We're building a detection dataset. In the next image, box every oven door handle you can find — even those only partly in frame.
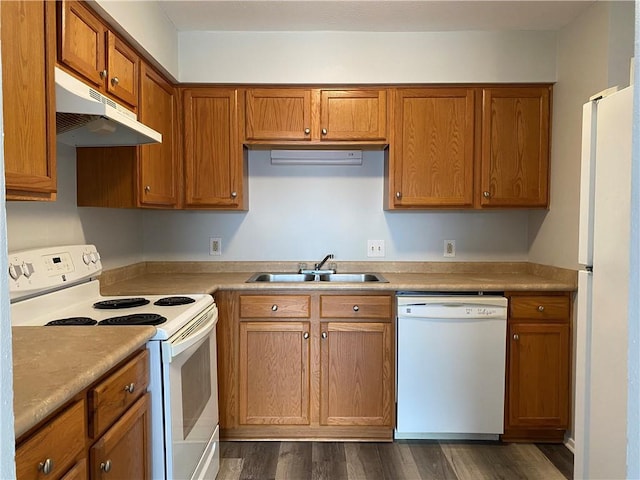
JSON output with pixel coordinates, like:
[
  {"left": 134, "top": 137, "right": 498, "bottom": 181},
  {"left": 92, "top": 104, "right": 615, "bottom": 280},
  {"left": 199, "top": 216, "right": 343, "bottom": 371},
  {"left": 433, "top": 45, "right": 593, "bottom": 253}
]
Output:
[{"left": 167, "top": 307, "right": 218, "bottom": 361}]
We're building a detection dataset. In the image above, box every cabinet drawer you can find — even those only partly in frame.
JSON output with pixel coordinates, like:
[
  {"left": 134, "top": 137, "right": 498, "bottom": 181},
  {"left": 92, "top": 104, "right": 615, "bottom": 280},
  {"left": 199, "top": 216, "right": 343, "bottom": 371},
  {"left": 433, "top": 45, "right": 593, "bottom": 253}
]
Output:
[
  {"left": 88, "top": 349, "right": 149, "bottom": 438},
  {"left": 320, "top": 295, "right": 392, "bottom": 319},
  {"left": 510, "top": 296, "right": 570, "bottom": 320},
  {"left": 240, "top": 295, "right": 311, "bottom": 318},
  {"left": 16, "top": 399, "right": 85, "bottom": 480}
]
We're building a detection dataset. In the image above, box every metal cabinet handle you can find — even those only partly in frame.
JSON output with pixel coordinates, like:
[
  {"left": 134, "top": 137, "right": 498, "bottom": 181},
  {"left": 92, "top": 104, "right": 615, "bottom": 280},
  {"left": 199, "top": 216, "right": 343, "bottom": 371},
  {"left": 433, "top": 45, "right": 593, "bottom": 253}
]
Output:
[
  {"left": 231, "top": 191, "right": 238, "bottom": 199},
  {"left": 100, "top": 460, "right": 112, "bottom": 472},
  {"left": 124, "top": 383, "right": 135, "bottom": 393},
  {"left": 99, "top": 70, "right": 108, "bottom": 79},
  {"left": 395, "top": 192, "right": 402, "bottom": 199},
  {"left": 353, "top": 305, "right": 359, "bottom": 312},
  {"left": 303, "top": 332, "right": 309, "bottom": 339},
  {"left": 321, "top": 332, "right": 328, "bottom": 339},
  {"left": 111, "top": 76, "right": 119, "bottom": 87},
  {"left": 304, "top": 128, "right": 311, "bottom": 134},
  {"left": 38, "top": 458, "right": 53, "bottom": 475},
  {"left": 483, "top": 191, "right": 491, "bottom": 199},
  {"left": 321, "top": 128, "right": 328, "bottom": 135},
  {"left": 537, "top": 305, "right": 545, "bottom": 312},
  {"left": 271, "top": 305, "right": 278, "bottom": 311},
  {"left": 144, "top": 185, "right": 151, "bottom": 193},
  {"left": 513, "top": 334, "right": 519, "bottom": 341}
]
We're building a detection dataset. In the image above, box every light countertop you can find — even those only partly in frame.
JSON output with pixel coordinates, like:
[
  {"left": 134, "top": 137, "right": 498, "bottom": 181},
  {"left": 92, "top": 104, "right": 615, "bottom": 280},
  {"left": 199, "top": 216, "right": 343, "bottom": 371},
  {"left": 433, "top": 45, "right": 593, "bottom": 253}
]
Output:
[{"left": 12, "top": 326, "right": 156, "bottom": 440}]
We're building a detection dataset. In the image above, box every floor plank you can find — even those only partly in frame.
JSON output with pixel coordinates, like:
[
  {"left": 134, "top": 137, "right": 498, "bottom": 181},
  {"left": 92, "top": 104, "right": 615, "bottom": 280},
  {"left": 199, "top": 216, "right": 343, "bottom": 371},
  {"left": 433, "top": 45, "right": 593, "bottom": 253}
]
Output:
[
  {"left": 536, "top": 444, "right": 573, "bottom": 480},
  {"left": 218, "top": 458, "right": 244, "bottom": 480},
  {"left": 238, "top": 442, "right": 280, "bottom": 480},
  {"left": 406, "top": 440, "right": 458, "bottom": 480},
  {"left": 377, "top": 442, "right": 423, "bottom": 479},
  {"left": 275, "top": 442, "right": 313, "bottom": 480},
  {"left": 312, "top": 442, "right": 349, "bottom": 480},
  {"left": 344, "top": 443, "right": 385, "bottom": 480}
]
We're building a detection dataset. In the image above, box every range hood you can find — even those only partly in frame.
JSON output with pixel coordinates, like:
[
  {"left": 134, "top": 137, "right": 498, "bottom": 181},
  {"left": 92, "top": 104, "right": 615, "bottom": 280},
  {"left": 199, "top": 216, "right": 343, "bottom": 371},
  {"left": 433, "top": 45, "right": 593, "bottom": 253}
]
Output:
[{"left": 55, "top": 67, "right": 162, "bottom": 147}]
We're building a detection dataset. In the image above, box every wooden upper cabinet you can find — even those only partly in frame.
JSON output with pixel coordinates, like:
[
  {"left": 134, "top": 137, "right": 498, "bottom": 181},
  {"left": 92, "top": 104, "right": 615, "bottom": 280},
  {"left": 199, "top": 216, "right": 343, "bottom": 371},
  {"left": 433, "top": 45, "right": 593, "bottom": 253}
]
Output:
[
  {"left": 390, "top": 88, "right": 475, "bottom": 208},
  {"left": 2, "top": 0, "right": 57, "bottom": 201},
  {"left": 242, "top": 87, "right": 388, "bottom": 144},
  {"left": 183, "top": 88, "right": 246, "bottom": 209},
  {"left": 245, "top": 88, "right": 312, "bottom": 141},
  {"left": 57, "top": 0, "right": 139, "bottom": 109},
  {"left": 138, "top": 64, "right": 178, "bottom": 207},
  {"left": 480, "top": 86, "right": 551, "bottom": 207}
]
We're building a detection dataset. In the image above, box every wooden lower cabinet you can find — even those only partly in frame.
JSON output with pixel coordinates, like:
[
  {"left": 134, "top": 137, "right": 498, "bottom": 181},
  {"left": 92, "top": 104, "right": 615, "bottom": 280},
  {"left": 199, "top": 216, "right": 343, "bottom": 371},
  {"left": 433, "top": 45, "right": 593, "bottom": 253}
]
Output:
[
  {"left": 503, "top": 292, "right": 571, "bottom": 442},
  {"left": 219, "top": 290, "right": 394, "bottom": 441}
]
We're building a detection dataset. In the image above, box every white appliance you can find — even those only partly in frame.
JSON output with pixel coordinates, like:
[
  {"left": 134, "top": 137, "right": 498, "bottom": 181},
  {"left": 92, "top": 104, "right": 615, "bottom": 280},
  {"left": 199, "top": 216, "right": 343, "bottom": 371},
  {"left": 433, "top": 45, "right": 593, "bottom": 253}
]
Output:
[
  {"left": 395, "top": 294, "right": 508, "bottom": 439},
  {"left": 55, "top": 67, "right": 162, "bottom": 147},
  {"left": 9, "top": 245, "right": 220, "bottom": 480},
  {"left": 575, "top": 86, "right": 633, "bottom": 479}
]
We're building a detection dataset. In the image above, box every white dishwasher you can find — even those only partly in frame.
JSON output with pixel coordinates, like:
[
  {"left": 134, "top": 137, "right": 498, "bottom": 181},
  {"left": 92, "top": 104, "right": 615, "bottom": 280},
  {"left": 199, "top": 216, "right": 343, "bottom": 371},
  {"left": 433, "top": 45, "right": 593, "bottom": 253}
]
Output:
[{"left": 395, "top": 294, "right": 507, "bottom": 440}]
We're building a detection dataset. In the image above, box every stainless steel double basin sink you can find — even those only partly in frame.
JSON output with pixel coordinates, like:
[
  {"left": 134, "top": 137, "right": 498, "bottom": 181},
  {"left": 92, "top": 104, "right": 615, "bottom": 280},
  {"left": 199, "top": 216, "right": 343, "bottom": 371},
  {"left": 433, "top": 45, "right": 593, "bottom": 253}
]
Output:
[{"left": 246, "top": 272, "right": 388, "bottom": 283}]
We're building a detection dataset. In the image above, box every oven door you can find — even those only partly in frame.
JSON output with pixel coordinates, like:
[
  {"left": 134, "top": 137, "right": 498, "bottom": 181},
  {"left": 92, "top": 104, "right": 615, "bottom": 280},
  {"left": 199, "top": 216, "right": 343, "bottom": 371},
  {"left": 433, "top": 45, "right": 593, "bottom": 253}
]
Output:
[{"left": 162, "top": 304, "right": 219, "bottom": 480}]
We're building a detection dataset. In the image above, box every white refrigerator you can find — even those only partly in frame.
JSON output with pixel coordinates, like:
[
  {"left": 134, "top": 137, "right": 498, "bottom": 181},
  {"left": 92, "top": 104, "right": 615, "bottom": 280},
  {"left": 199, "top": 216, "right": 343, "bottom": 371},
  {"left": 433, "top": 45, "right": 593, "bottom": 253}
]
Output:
[{"left": 575, "top": 85, "right": 633, "bottom": 479}]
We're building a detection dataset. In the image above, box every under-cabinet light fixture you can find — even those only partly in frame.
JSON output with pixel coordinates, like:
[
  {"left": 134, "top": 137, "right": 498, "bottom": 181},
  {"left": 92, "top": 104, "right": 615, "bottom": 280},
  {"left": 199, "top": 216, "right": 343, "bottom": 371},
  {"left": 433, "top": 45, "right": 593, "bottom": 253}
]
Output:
[{"left": 270, "top": 150, "right": 363, "bottom": 165}]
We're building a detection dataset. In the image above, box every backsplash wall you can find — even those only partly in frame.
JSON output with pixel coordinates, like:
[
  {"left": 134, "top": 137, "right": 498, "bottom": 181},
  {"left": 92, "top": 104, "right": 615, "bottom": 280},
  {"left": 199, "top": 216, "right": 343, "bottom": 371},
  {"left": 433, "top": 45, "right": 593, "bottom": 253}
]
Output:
[{"left": 142, "top": 150, "right": 530, "bottom": 262}]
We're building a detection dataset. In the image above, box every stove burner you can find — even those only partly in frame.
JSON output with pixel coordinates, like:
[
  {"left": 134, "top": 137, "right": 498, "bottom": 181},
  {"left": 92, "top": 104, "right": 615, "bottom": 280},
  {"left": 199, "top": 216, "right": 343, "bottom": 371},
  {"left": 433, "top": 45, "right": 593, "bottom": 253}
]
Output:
[
  {"left": 45, "top": 317, "right": 98, "bottom": 326},
  {"left": 153, "top": 296, "right": 196, "bottom": 307},
  {"left": 93, "top": 298, "right": 150, "bottom": 309},
  {"left": 99, "top": 313, "right": 167, "bottom": 326}
]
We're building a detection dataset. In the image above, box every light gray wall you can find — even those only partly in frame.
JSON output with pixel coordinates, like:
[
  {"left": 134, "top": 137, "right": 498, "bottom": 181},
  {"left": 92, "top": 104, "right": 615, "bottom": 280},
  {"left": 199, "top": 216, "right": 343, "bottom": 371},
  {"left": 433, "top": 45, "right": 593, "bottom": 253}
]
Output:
[
  {"left": 143, "top": 151, "right": 530, "bottom": 262},
  {"left": 5, "top": 145, "right": 144, "bottom": 270}
]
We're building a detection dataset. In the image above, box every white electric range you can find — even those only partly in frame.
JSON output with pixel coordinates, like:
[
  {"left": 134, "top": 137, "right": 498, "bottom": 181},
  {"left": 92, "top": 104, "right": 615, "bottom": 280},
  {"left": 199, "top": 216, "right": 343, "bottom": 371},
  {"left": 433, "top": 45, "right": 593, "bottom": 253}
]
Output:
[{"left": 9, "top": 245, "right": 220, "bottom": 480}]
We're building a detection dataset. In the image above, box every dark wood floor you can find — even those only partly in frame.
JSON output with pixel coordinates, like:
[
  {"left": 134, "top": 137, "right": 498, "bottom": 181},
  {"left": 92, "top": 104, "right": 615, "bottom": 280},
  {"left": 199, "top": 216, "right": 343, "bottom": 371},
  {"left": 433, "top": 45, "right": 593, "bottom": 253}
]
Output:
[{"left": 218, "top": 440, "right": 573, "bottom": 480}]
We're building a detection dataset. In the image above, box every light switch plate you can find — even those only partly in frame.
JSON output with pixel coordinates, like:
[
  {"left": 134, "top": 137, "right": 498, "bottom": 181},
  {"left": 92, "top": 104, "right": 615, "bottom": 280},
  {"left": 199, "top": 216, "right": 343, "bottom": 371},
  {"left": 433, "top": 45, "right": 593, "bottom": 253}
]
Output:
[{"left": 367, "top": 240, "right": 385, "bottom": 257}]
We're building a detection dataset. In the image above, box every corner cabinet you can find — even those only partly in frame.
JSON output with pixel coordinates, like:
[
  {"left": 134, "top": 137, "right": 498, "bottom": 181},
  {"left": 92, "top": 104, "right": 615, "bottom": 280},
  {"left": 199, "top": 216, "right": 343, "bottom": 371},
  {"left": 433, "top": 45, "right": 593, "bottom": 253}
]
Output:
[
  {"left": 480, "top": 87, "right": 551, "bottom": 207},
  {"left": 242, "top": 88, "right": 388, "bottom": 145},
  {"left": 76, "top": 62, "right": 179, "bottom": 209},
  {"left": 1, "top": 0, "right": 57, "bottom": 201},
  {"left": 503, "top": 292, "right": 571, "bottom": 442},
  {"left": 182, "top": 88, "right": 247, "bottom": 209},
  {"left": 217, "top": 290, "right": 394, "bottom": 441}
]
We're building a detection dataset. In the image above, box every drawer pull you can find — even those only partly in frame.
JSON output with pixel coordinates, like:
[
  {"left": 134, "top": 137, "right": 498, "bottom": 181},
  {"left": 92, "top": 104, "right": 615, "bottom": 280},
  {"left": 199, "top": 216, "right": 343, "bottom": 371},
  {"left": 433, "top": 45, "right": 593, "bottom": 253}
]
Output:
[
  {"left": 38, "top": 458, "right": 53, "bottom": 475},
  {"left": 537, "top": 305, "right": 545, "bottom": 312},
  {"left": 124, "top": 383, "right": 135, "bottom": 393},
  {"left": 321, "top": 331, "right": 328, "bottom": 339},
  {"left": 321, "top": 128, "right": 328, "bottom": 135},
  {"left": 271, "top": 304, "right": 278, "bottom": 312},
  {"left": 304, "top": 128, "right": 310, "bottom": 134},
  {"left": 303, "top": 332, "right": 309, "bottom": 339},
  {"left": 353, "top": 305, "right": 359, "bottom": 312},
  {"left": 513, "top": 334, "right": 519, "bottom": 341},
  {"left": 100, "top": 460, "right": 112, "bottom": 472}
]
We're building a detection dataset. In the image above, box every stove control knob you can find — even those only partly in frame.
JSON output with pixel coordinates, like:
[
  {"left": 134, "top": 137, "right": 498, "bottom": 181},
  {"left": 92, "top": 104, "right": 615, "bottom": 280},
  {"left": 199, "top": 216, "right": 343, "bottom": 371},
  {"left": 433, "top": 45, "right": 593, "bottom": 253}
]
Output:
[
  {"left": 8, "top": 264, "right": 22, "bottom": 280},
  {"left": 82, "top": 253, "right": 91, "bottom": 265},
  {"left": 21, "top": 263, "right": 34, "bottom": 278},
  {"left": 90, "top": 252, "right": 98, "bottom": 264}
]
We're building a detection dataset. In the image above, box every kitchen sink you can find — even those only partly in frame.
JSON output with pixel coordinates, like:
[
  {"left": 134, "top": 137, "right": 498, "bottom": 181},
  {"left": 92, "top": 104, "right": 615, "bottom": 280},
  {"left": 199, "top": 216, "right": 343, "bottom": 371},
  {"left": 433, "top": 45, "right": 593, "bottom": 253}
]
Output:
[{"left": 246, "top": 272, "right": 388, "bottom": 283}]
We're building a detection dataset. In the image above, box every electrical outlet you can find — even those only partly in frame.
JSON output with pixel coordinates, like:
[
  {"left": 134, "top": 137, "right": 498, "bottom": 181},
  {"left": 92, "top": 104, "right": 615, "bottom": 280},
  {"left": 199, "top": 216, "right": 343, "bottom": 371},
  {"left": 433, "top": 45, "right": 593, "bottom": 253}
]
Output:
[
  {"left": 209, "top": 237, "right": 222, "bottom": 256},
  {"left": 367, "top": 240, "right": 385, "bottom": 257},
  {"left": 444, "top": 240, "right": 456, "bottom": 257}
]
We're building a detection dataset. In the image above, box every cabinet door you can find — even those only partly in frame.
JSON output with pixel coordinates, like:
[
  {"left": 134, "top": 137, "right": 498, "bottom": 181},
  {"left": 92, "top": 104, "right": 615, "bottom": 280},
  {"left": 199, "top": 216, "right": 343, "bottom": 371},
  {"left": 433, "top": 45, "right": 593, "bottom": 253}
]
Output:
[
  {"left": 106, "top": 31, "right": 138, "bottom": 108},
  {"left": 480, "top": 87, "right": 550, "bottom": 207},
  {"left": 320, "top": 89, "right": 387, "bottom": 141},
  {"left": 183, "top": 88, "right": 244, "bottom": 208},
  {"left": 139, "top": 64, "right": 178, "bottom": 207},
  {"left": 90, "top": 393, "right": 151, "bottom": 480},
  {"left": 392, "top": 88, "right": 475, "bottom": 207},
  {"left": 239, "top": 321, "right": 311, "bottom": 425},
  {"left": 60, "top": 460, "right": 88, "bottom": 480},
  {"left": 57, "top": 0, "right": 106, "bottom": 87},
  {"left": 320, "top": 322, "right": 392, "bottom": 426},
  {"left": 507, "top": 322, "right": 570, "bottom": 428},
  {"left": 245, "top": 88, "right": 312, "bottom": 141},
  {"left": 2, "top": 0, "right": 57, "bottom": 200}
]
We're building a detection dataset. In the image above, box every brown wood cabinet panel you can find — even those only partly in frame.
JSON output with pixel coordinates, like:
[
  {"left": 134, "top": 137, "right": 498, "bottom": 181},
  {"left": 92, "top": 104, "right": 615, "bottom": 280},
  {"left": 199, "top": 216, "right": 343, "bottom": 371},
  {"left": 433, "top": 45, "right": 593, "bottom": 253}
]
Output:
[
  {"left": 57, "top": 0, "right": 105, "bottom": 87},
  {"left": 320, "top": 322, "right": 392, "bottom": 426},
  {"left": 510, "top": 295, "right": 570, "bottom": 320},
  {"left": 60, "top": 460, "right": 88, "bottom": 480},
  {"left": 320, "top": 295, "right": 392, "bottom": 319},
  {"left": 88, "top": 350, "right": 149, "bottom": 439},
  {"left": 390, "top": 88, "right": 475, "bottom": 208},
  {"left": 319, "top": 89, "right": 387, "bottom": 141},
  {"left": 245, "top": 88, "right": 312, "bottom": 141},
  {"left": 138, "top": 64, "right": 179, "bottom": 207},
  {"left": 15, "top": 399, "right": 86, "bottom": 480},
  {"left": 106, "top": 31, "right": 139, "bottom": 108},
  {"left": 2, "top": 0, "right": 57, "bottom": 200},
  {"left": 90, "top": 393, "right": 151, "bottom": 480},
  {"left": 240, "top": 295, "right": 311, "bottom": 318},
  {"left": 239, "top": 321, "right": 311, "bottom": 425},
  {"left": 480, "top": 87, "right": 551, "bottom": 207},
  {"left": 506, "top": 322, "right": 570, "bottom": 429},
  {"left": 183, "top": 88, "right": 245, "bottom": 208}
]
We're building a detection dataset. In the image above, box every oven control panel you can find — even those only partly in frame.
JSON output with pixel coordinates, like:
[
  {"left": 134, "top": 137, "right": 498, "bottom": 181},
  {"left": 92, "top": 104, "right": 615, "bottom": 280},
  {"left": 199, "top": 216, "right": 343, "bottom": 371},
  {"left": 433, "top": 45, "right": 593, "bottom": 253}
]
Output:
[{"left": 9, "top": 244, "right": 102, "bottom": 300}]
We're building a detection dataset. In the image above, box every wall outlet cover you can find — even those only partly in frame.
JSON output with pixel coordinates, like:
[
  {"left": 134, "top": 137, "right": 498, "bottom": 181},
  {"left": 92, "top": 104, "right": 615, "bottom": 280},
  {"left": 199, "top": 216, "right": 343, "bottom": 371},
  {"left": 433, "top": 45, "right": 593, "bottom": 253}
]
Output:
[
  {"left": 210, "top": 237, "right": 222, "bottom": 256},
  {"left": 444, "top": 240, "right": 456, "bottom": 257}
]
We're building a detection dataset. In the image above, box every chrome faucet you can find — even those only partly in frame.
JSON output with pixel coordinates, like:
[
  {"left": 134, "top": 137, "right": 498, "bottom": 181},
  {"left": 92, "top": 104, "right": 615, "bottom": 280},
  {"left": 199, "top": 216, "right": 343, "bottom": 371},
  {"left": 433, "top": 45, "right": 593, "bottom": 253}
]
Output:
[
  {"left": 315, "top": 253, "right": 334, "bottom": 270},
  {"left": 299, "top": 253, "right": 336, "bottom": 275}
]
